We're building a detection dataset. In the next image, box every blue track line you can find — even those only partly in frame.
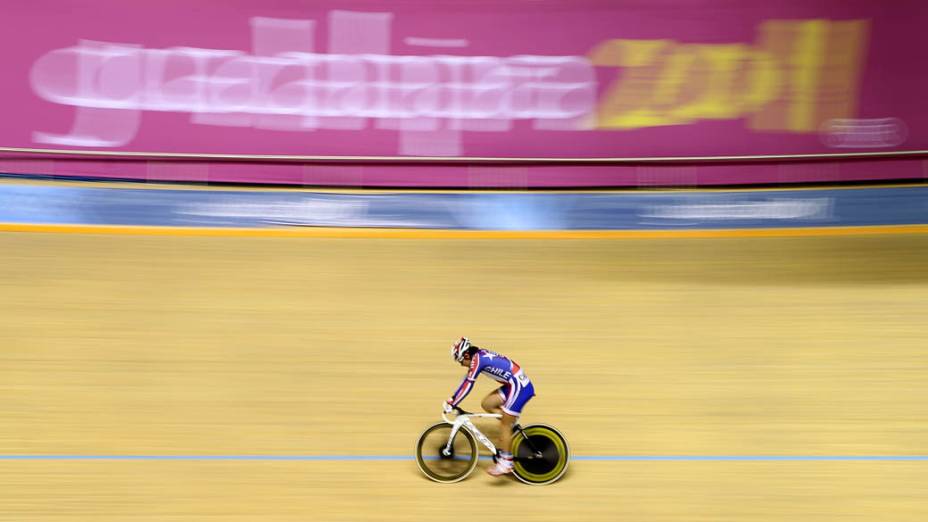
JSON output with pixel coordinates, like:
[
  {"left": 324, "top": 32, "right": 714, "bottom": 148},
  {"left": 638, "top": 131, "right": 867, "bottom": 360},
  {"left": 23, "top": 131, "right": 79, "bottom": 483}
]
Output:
[{"left": 1, "top": 455, "right": 927, "bottom": 461}]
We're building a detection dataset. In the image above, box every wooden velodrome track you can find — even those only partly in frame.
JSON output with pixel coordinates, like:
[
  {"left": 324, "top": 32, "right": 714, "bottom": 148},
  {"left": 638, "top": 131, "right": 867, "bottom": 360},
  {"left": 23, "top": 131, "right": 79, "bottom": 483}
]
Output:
[{"left": 2, "top": 229, "right": 927, "bottom": 521}]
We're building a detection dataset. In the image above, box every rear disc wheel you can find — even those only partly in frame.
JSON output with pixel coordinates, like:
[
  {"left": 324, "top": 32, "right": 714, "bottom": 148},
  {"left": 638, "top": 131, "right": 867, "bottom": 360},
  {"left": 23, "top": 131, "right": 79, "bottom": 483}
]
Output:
[{"left": 511, "top": 424, "right": 570, "bottom": 485}]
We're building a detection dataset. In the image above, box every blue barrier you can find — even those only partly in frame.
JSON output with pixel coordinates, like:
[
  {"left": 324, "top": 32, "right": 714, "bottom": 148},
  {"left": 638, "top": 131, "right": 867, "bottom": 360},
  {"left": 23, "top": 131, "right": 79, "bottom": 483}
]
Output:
[{"left": 0, "top": 183, "right": 925, "bottom": 230}]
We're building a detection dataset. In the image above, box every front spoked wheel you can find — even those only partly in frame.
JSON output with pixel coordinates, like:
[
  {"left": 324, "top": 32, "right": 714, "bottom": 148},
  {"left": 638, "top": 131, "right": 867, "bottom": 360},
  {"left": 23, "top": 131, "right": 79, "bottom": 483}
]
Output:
[
  {"left": 511, "top": 424, "right": 570, "bottom": 485},
  {"left": 415, "top": 423, "right": 478, "bottom": 483}
]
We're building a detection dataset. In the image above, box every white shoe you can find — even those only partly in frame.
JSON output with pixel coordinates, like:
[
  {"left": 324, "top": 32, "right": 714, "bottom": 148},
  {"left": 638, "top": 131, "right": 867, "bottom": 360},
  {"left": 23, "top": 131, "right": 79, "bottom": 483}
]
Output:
[{"left": 487, "top": 459, "right": 513, "bottom": 476}]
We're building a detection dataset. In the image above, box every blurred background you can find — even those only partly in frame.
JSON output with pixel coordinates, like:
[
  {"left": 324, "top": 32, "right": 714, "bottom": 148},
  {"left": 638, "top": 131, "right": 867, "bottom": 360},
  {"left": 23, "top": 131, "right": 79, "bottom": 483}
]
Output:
[{"left": 1, "top": 1, "right": 927, "bottom": 520}]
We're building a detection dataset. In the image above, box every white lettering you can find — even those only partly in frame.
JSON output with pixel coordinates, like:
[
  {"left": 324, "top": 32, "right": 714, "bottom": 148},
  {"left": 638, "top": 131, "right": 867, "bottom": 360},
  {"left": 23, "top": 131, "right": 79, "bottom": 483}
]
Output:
[
  {"left": 642, "top": 198, "right": 833, "bottom": 220},
  {"left": 29, "top": 14, "right": 597, "bottom": 154}
]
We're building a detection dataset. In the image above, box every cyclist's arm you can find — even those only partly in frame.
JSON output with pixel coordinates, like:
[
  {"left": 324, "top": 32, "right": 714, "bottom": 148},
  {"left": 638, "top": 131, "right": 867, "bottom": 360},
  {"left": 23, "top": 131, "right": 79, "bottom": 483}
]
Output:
[{"left": 447, "top": 355, "right": 481, "bottom": 407}]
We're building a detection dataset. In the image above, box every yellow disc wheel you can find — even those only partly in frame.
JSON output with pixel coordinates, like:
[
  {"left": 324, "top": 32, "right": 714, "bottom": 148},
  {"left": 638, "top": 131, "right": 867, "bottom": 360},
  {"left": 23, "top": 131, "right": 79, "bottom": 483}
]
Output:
[{"left": 511, "top": 424, "right": 570, "bottom": 485}]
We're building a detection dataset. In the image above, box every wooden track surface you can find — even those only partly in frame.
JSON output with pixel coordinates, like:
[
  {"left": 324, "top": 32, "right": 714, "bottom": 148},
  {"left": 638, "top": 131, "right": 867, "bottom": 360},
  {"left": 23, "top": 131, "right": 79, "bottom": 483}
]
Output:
[{"left": 2, "top": 232, "right": 927, "bottom": 521}]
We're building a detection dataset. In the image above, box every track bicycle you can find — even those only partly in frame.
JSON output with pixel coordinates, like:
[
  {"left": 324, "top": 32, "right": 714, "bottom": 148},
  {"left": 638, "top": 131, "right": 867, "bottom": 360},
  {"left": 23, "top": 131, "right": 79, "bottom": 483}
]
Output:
[{"left": 415, "top": 405, "right": 569, "bottom": 485}]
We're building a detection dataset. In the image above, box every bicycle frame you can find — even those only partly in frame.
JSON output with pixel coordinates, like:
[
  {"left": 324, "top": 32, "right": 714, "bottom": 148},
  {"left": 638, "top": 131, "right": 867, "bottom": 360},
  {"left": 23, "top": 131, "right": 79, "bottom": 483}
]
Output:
[
  {"left": 441, "top": 410, "right": 499, "bottom": 457},
  {"left": 440, "top": 409, "right": 546, "bottom": 461}
]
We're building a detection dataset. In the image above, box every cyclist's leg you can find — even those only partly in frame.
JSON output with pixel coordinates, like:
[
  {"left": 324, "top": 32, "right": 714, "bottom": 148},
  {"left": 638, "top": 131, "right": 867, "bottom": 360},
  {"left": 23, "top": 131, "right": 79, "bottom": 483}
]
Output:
[
  {"left": 488, "top": 382, "right": 534, "bottom": 476},
  {"left": 481, "top": 385, "right": 507, "bottom": 414},
  {"left": 498, "top": 412, "right": 516, "bottom": 458},
  {"left": 498, "top": 381, "right": 535, "bottom": 453}
]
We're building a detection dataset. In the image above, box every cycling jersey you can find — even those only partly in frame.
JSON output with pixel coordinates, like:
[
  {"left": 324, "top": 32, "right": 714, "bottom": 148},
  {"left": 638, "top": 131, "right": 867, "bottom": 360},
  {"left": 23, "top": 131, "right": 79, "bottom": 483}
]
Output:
[{"left": 448, "top": 349, "right": 535, "bottom": 416}]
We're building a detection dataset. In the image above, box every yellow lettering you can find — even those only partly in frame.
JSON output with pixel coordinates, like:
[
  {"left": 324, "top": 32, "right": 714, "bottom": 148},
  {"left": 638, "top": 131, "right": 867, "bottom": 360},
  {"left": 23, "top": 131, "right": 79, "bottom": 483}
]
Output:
[
  {"left": 592, "top": 19, "right": 868, "bottom": 133},
  {"left": 667, "top": 44, "right": 747, "bottom": 121},
  {"left": 750, "top": 19, "right": 867, "bottom": 132},
  {"left": 589, "top": 39, "right": 679, "bottom": 129},
  {"left": 740, "top": 48, "right": 782, "bottom": 113},
  {"left": 593, "top": 41, "right": 774, "bottom": 129},
  {"left": 789, "top": 20, "right": 827, "bottom": 131},
  {"left": 816, "top": 20, "right": 868, "bottom": 126}
]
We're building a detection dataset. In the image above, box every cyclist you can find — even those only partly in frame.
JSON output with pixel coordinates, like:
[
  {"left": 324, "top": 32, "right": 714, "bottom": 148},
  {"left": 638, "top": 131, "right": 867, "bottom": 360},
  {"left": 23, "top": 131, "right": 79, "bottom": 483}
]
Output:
[{"left": 444, "top": 337, "right": 535, "bottom": 477}]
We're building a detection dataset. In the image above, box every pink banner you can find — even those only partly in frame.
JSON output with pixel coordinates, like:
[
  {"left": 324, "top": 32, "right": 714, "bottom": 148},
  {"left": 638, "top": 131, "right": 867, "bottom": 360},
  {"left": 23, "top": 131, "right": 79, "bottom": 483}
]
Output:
[{"left": 1, "top": 0, "right": 926, "bottom": 186}]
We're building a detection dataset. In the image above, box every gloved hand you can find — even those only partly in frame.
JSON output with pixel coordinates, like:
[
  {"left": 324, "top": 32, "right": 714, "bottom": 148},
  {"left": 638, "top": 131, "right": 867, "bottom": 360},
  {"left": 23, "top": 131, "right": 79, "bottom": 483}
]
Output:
[{"left": 443, "top": 401, "right": 454, "bottom": 414}]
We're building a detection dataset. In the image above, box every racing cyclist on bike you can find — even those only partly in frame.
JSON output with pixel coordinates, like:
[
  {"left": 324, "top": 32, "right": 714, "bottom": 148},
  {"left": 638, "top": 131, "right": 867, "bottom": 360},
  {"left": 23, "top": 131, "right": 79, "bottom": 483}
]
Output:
[{"left": 445, "top": 337, "right": 535, "bottom": 477}]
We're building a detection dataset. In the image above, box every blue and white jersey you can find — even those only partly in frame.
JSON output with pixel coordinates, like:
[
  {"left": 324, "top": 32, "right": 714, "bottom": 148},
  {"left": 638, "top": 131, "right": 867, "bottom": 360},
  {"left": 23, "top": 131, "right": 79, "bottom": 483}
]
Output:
[{"left": 448, "top": 349, "right": 531, "bottom": 407}]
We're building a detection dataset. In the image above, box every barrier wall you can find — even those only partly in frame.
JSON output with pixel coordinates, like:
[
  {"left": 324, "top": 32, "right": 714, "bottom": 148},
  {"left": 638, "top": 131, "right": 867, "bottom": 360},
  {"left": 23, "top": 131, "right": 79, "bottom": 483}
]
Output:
[
  {"left": 1, "top": 182, "right": 925, "bottom": 231},
  {"left": 1, "top": 1, "right": 926, "bottom": 186}
]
